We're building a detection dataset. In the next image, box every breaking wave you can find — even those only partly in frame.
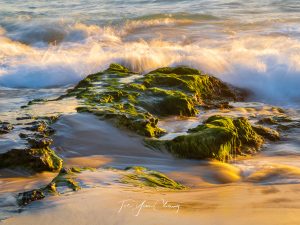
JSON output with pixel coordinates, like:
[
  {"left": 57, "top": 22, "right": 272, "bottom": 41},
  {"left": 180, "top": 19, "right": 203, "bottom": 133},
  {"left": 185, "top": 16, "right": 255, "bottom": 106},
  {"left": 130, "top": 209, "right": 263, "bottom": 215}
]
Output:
[{"left": 0, "top": 17, "right": 299, "bottom": 105}]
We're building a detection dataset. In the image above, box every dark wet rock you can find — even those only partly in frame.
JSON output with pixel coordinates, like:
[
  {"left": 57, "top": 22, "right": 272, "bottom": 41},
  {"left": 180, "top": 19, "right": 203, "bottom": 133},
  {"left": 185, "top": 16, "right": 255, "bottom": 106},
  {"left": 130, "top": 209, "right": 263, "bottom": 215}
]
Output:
[
  {"left": 258, "top": 116, "right": 293, "bottom": 126},
  {"left": 17, "top": 190, "right": 45, "bottom": 206},
  {"left": 0, "top": 147, "right": 62, "bottom": 172},
  {"left": 257, "top": 117, "right": 278, "bottom": 125},
  {"left": 16, "top": 167, "right": 86, "bottom": 206},
  {"left": 16, "top": 115, "right": 33, "bottom": 121},
  {"left": 19, "top": 133, "right": 29, "bottom": 139},
  {"left": 37, "top": 115, "right": 60, "bottom": 124},
  {"left": 27, "top": 98, "right": 47, "bottom": 106},
  {"left": 27, "top": 137, "right": 53, "bottom": 148},
  {"left": 253, "top": 125, "right": 280, "bottom": 141},
  {"left": 24, "top": 121, "right": 55, "bottom": 136},
  {"left": 164, "top": 116, "right": 264, "bottom": 161},
  {"left": 0, "top": 122, "right": 14, "bottom": 134}
]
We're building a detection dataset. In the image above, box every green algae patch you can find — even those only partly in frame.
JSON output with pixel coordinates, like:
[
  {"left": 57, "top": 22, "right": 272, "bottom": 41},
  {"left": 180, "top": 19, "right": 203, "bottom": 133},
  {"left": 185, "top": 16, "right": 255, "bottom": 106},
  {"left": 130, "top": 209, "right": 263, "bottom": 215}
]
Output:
[
  {"left": 122, "top": 166, "right": 186, "bottom": 190},
  {"left": 61, "top": 63, "right": 244, "bottom": 137},
  {"left": 17, "top": 167, "right": 92, "bottom": 206},
  {"left": 0, "top": 115, "right": 63, "bottom": 173},
  {"left": 165, "top": 116, "right": 264, "bottom": 161},
  {"left": 45, "top": 167, "right": 81, "bottom": 193},
  {"left": 0, "top": 147, "right": 62, "bottom": 172},
  {"left": 17, "top": 190, "right": 45, "bottom": 206}
]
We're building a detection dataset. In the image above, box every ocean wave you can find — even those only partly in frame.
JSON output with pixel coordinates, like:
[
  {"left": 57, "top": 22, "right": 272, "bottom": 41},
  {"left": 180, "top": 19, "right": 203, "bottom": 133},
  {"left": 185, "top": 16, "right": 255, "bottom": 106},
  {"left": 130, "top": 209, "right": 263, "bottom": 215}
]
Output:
[{"left": 0, "top": 22, "right": 300, "bottom": 105}]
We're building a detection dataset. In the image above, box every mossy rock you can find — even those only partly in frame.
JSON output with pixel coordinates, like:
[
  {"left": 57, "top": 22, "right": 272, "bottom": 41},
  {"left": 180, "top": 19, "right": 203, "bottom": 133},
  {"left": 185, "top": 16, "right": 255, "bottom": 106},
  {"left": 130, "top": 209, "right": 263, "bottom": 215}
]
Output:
[
  {"left": 16, "top": 167, "right": 87, "bottom": 206},
  {"left": 165, "top": 116, "right": 264, "bottom": 161},
  {"left": 0, "top": 121, "right": 14, "bottom": 134},
  {"left": 45, "top": 167, "right": 81, "bottom": 193},
  {"left": 122, "top": 166, "right": 186, "bottom": 190},
  {"left": 25, "top": 121, "right": 55, "bottom": 136},
  {"left": 61, "top": 64, "right": 245, "bottom": 137},
  {"left": 257, "top": 117, "right": 278, "bottom": 125},
  {"left": 0, "top": 147, "right": 63, "bottom": 172},
  {"left": 142, "top": 68, "right": 240, "bottom": 104},
  {"left": 253, "top": 125, "right": 280, "bottom": 141},
  {"left": 17, "top": 190, "right": 45, "bottom": 206}
]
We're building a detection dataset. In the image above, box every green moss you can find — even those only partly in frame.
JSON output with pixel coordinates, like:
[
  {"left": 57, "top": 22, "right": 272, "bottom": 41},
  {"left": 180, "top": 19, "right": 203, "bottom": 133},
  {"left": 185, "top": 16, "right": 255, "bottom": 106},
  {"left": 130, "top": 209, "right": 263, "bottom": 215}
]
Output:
[
  {"left": 16, "top": 167, "right": 92, "bottom": 206},
  {"left": 59, "top": 64, "right": 244, "bottom": 137},
  {"left": 106, "top": 63, "right": 130, "bottom": 73},
  {"left": 126, "top": 83, "right": 146, "bottom": 91},
  {"left": 116, "top": 113, "right": 166, "bottom": 137},
  {"left": 0, "top": 147, "right": 63, "bottom": 172},
  {"left": 46, "top": 168, "right": 81, "bottom": 192},
  {"left": 142, "top": 68, "right": 239, "bottom": 104},
  {"left": 150, "top": 66, "right": 201, "bottom": 75},
  {"left": 138, "top": 88, "right": 198, "bottom": 116},
  {"left": 165, "top": 116, "right": 264, "bottom": 161},
  {"left": 17, "top": 190, "right": 45, "bottom": 206},
  {"left": 122, "top": 166, "right": 186, "bottom": 190}
]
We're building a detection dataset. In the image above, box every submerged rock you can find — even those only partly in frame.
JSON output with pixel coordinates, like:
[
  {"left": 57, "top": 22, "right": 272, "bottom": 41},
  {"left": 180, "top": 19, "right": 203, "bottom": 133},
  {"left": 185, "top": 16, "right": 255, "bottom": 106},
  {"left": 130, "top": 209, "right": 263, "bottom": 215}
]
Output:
[
  {"left": 16, "top": 167, "right": 90, "bottom": 206},
  {"left": 122, "top": 166, "right": 186, "bottom": 190},
  {"left": 257, "top": 117, "right": 278, "bottom": 125},
  {"left": 45, "top": 167, "right": 81, "bottom": 193},
  {"left": 165, "top": 116, "right": 264, "bottom": 161},
  {"left": 17, "top": 190, "right": 45, "bottom": 206},
  {"left": 253, "top": 125, "right": 280, "bottom": 141},
  {"left": 0, "top": 121, "right": 14, "bottom": 134},
  {"left": 62, "top": 63, "right": 245, "bottom": 137}
]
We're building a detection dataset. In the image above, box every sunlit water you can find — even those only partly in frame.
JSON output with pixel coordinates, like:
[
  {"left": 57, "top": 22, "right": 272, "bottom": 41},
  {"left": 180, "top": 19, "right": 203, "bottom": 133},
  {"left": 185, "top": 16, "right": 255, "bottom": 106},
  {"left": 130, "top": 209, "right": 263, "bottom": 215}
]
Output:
[{"left": 0, "top": 0, "right": 300, "bottom": 104}]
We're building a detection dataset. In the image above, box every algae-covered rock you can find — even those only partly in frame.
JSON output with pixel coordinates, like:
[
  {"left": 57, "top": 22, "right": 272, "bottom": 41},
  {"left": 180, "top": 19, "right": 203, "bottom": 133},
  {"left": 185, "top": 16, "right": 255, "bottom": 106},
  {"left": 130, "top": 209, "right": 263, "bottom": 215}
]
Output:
[
  {"left": 16, "top": 167, "right": 86, "bottom": 206},
  {"left": 17, "top": 190, "right": 45, "bottom": 206},
  {"left": 142, "top": 67, "right": 241, "bottom": 105},
  {"left": 0, "top": 121, "right": 14, "bottom": 134},
  {"left": 45, "top": 167, "right": 81, "bottom": 192},
  {"left": 0, "top": 114, "right": 63, "bottom": 173},
  {"left": 25, "top": 121, "right": 55, "bottom": 136},
  {"left": 62, "top": 63, "right": 244, "bottom": 137},
  {"left": 27, "top": 137, "right": 53, "bottom": 148},
  {"left": 122, "top": 166, "right": 186, "bottom": 190},
  {"left": 0, "top": 147, "right": 62, "bottom": 172},
  {"left": 165, "top": 116, "right": 264, "bottom": 161},
  {"left": 253, "top": 125, "right": 280, "bottom": 141},
  {"left": 257, "top": 117, "right": 278, "bottom": 125}
]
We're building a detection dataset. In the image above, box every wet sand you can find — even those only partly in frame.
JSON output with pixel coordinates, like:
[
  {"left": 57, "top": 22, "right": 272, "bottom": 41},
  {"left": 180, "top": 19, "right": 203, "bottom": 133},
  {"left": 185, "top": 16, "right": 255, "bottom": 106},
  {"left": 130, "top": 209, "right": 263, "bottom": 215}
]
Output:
[
  {"left": 2, "top": 111, "right": 300, "bottom": 225},
  {"left": 4, "top": 184, "right": 300, "bottom": 225}
]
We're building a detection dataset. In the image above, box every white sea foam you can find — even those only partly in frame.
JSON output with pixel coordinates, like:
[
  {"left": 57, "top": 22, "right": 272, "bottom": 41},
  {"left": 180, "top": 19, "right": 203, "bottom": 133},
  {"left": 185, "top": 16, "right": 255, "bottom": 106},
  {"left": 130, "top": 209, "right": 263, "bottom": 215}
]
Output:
[{"left": 0, "top": 21, "right": 299, "bottom": 105}]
